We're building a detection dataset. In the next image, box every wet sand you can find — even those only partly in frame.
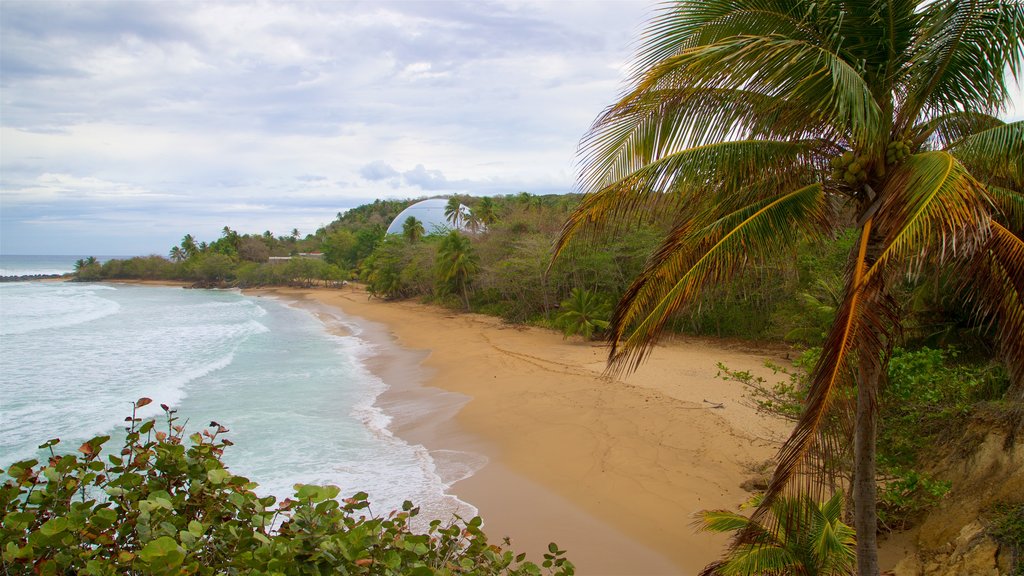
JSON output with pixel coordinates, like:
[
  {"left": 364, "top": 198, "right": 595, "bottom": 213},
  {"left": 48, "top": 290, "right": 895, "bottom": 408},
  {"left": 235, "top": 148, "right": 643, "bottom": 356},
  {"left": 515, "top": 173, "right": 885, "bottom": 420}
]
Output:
[{"left": 251, "top": 285, "right": 792, "bottom": 575}]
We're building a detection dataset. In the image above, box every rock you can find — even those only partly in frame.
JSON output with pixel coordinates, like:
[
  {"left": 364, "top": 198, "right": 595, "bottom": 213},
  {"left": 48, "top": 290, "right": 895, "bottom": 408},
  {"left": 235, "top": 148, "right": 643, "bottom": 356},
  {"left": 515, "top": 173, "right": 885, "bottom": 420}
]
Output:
[
  {"left": 953, "top": 538, "right": 1000, "bottom": 576},
  {"left": 892, "top": 553, "right": 921, "bottom": 576}
]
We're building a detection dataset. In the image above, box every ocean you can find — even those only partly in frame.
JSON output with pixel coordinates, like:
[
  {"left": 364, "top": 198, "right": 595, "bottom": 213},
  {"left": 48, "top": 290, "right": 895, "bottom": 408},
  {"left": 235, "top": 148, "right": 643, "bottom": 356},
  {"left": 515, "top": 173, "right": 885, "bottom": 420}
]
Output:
[{"left": 0, "top": 256, "right": 476, "bottom": 522}]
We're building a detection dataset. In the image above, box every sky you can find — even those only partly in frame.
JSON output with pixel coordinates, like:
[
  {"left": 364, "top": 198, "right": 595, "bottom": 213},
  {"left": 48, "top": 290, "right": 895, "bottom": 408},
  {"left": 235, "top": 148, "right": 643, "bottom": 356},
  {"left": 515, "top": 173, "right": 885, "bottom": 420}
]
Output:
[
  {"left": 1, "top": 1, "right": 1021, "bottom": 256},
  {"left": 0, "top": 0, "right": 656, "bottom": 256}
]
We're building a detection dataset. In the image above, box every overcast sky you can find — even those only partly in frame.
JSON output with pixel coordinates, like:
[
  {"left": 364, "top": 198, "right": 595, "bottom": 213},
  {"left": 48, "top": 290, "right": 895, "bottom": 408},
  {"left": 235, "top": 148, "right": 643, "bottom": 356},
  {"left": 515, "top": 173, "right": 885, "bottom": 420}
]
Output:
[{"left": 1, "top": 1, "right": 1021, "bottom": 256}]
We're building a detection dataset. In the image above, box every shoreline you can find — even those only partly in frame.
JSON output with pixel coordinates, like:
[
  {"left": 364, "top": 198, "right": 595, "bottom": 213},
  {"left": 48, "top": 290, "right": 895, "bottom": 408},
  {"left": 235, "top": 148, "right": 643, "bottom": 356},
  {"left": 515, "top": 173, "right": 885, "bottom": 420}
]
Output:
[{"left": 249, "top": 285, "right": 792, "bottom": 575}]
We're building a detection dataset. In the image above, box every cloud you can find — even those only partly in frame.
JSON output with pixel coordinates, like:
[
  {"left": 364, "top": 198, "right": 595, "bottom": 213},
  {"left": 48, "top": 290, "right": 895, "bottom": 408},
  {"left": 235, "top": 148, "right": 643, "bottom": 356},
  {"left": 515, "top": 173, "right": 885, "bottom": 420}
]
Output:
[
  {"left": 402, "top": 164, "right": 449, "bottom": 190},
  {"left": 360, "top": 161, "right": 401, "bottom": 181},
  {"left": 0, "top": 0, "right": 653, "bottom": 255}
]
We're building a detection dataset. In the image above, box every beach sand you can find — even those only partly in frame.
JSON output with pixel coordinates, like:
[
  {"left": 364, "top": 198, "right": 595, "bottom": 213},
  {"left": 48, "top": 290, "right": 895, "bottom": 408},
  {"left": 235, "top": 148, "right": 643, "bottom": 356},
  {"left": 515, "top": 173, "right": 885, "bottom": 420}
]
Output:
[{"left": 249, "top": 284, "right": 793, "bottom": 575}]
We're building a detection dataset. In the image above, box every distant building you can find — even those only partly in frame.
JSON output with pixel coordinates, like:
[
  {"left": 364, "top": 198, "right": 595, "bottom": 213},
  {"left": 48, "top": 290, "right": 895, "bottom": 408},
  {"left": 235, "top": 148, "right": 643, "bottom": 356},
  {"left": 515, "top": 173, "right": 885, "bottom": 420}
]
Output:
[
  {"left": 268, "top": 252, "right": 323, "bottom": 263},
  {"left": 385, "top": 198, "right": 472, "bottom": 236}
]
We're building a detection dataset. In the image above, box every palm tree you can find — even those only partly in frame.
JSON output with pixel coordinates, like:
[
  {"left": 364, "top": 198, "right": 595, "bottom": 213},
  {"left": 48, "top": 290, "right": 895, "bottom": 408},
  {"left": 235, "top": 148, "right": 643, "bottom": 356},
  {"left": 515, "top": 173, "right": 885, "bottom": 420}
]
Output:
[
  {"left": 475, "top": 196, "right": 499, "bottom": 226},
  {"left": 465, "top": 211, "right": 483, "bottom": 234},
  {"left": 697, "top": 492, "right": 856, "bottom": 576},
  {"left": 181, "top": 234, "right": 198, "bottom": 259},
  {"left": 555, "top": 288, "right": 612, "bottom": 340},
  {"left": 444, "top": 197, "right": 465, "bottom": 229},
  {"left": 402, "top": 216, "right": 425, "bottom": 243},
  {"left": 436, "top": 230, "right": 479, "bottom": 310},
  {"left": 169, "top": 246, "right": 185, "bottom": 263},
  {"left": 554, "top": 2, "right": 1023, "bottom": 574}
]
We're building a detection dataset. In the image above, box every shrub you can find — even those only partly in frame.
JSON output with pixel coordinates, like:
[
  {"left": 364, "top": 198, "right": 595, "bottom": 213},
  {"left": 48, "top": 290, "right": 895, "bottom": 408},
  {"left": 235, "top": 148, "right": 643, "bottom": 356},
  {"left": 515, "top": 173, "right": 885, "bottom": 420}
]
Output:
[
  {"left": 554, "top": 288, "right": 611, "bottom": 340},
  {"left": 988, "top": 503, "right": 1024, "bottom": 576},
  {"left": 1, "top": 400, "right": 573, "bottom": 575}
]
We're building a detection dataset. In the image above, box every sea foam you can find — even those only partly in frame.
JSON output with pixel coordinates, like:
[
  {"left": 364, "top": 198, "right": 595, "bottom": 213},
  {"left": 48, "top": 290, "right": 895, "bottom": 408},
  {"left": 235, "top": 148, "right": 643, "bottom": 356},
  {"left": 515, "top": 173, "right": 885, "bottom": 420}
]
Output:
[{"left": 0, "top": 281, "right": 477, "bottom": 526}]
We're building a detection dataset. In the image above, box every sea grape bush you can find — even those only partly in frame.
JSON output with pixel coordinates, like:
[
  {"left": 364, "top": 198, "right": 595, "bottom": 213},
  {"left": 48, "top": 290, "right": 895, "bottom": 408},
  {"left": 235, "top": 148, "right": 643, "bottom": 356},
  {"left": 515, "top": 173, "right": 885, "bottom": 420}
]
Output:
[{"left": 1, "top": 399, "right": 573, "bottom": 576}]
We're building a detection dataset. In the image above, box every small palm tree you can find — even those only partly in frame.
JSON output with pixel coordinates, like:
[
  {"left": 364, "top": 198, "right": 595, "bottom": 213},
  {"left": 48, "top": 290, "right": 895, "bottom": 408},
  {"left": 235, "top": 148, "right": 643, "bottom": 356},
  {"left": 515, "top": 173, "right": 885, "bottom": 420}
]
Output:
[
  {"left": 475, "top": 197, "right": 499, "bottom": 226},
  {"left": 436, "top": 230, "right": 478, "bottom": 310},
  {"left": 169, "top": 246, "right": 185, "bottom": 263},
  {"left": 444, "top": 197, "right": 465, "bottom": 229},
  {"left": 555, "top": 288, "right": 612, "bottom": 340},
  {"left": 402, "top": 216, "right": 425, "bottom": 243},
  {"left": 697, "top": 492, "right": 856, "bottom": 576},
  {"left": 180, "top": 234, "right": 198, "bottom": 259},
  {"left": 74, "top": 257, "right": 100, "bottom": 281}
]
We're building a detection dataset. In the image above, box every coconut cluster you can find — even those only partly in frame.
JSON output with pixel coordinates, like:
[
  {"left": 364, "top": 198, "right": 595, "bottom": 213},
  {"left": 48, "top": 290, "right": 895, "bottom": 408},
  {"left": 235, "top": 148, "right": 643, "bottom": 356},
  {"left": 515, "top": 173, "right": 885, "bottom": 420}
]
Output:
[
  {"left": 830, "top": 151, "right": 870, "bottom": 185},
  {"left": 886, "top": 138, "right": 913, "bottom": 165}
]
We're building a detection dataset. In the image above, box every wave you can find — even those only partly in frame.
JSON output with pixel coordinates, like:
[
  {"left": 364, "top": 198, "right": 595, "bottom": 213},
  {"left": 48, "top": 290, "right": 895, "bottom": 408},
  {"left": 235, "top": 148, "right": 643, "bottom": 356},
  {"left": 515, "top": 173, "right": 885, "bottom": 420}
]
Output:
[
  {"left": 323, "top": 321, "right": 482, "bottom": 524},
  {"left": 0, "top": 287, "right": 121, "bottom": 335}
]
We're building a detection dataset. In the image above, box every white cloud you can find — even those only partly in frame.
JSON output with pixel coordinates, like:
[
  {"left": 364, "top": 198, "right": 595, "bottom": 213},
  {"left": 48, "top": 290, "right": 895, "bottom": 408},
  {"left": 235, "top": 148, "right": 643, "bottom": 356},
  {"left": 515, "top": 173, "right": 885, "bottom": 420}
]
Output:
[{"left": 12, "top": 1, "right": 1014, "bottom": 256}]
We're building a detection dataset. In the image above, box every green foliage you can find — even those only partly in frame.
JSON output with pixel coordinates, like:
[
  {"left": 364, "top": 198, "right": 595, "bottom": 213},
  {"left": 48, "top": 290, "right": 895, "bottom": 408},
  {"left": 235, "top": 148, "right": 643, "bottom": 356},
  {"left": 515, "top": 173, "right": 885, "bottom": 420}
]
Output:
[
  {"left": 403, "top": 217, "right": 426, "bottom": 244},
  {"left": 73, "top": 257, "right": 102, "bottom": 282},
  {"left": 189, "top": 253, "right": 237, "bottom": 285},
  {"left": 362, "top": 236, "right": 417, "bottom": 299},
  {"left": 881, "top": 348, "right": 1009, "bottom": 469},
  {"left": 716, "top": 352, "right": 819, "bottom": 422},
  {"left": 1, "top": 401, "right": 573, "bottom": 576},
  {"left": 436, "top": 231, "right": 479, "bottom": 310},
  {"left": 554, "top": 289, "right": 611, "bottom": 340},
  {"left": 322, "top": 228, "right": 358, "bottom": 269},
  {"left": 876, "top": 469, "right": 951, "bottom": 532},
  {"left": 721, "top": 346, "right": 1009, "bottom": 531},
  {"left": 696, "top": 492, "right": 855, "bottom": 576},
  {"left": 987, "top": 503, "right": 1024, "bottom": 576}
]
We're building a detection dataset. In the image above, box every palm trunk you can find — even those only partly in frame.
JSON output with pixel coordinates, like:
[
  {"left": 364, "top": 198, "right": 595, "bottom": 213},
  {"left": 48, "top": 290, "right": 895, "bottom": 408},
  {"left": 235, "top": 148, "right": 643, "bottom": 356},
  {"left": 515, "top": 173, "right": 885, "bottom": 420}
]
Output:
[{"left": 854, "top": 352, "right": 880, "bottom": 576}]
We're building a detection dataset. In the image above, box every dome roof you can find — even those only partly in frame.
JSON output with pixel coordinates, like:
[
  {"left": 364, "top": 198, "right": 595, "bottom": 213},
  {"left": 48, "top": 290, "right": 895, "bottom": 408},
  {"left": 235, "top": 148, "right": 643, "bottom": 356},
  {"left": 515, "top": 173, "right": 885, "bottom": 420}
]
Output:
[{"left": 385, "top": 198, "right": 471, "bottom": 236}]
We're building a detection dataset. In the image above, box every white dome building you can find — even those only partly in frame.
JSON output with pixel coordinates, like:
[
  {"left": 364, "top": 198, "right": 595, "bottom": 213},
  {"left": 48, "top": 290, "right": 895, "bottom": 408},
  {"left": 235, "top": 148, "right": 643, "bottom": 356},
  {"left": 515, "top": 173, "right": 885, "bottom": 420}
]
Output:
[{"left": 385, "top": 198, "right": 472, "bottom": 236}]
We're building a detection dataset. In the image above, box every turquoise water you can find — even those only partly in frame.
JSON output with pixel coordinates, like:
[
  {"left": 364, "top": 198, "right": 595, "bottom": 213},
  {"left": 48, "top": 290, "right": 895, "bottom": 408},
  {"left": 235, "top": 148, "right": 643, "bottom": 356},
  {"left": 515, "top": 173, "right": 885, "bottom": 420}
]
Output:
[{"left": 0, "top": 278, "right": 475, "bottom": 521}]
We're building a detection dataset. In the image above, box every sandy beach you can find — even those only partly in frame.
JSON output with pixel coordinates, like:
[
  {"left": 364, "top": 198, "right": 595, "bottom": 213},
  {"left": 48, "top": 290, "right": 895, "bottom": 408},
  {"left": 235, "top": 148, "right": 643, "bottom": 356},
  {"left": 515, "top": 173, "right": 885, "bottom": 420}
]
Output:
[{"left": 247, "top": 284, "right": 793, "bottom": 575}]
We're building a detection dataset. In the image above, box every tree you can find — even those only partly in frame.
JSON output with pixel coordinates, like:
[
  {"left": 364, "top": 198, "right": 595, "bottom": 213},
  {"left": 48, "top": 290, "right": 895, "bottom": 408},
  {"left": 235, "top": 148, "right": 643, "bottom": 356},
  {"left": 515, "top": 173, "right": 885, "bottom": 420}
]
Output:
[
  {"left": 191, "top": 253, "right": 235, "bottom": 284},
  {"left": 168, "top": 246, "right": 185, "bottom": 263},
  {"left": 322, "top": 228, "right": 357, "bottom": 269},
  {"left": 697, "top": 493, "right": 855, "bottom": 576},
  {"left": 555, "top": 2, "right": 1023, "bottom": 574},
  {"left": 444, "top": 197, "right": 465, "bottom": 229},
  {"left": 436, "top": 230, "right": 479, "bottom": 310},
  {"left": 73, "top": 257, "right": 101, "bottom": 281},
  {"left": 476, "top": 196, "right": 499, "bottom": 226},
  {"left": 402, "top": 216, "right": 426, "bottom": 243},
  {"left": 554, "top": 288, "right": 611, "bottom": 340},
  {"left": 180, "top": 234, "right": 198, "bottom": 259},
  {"left": 237, "top": 236, "right": 270, "bottom": 263}
]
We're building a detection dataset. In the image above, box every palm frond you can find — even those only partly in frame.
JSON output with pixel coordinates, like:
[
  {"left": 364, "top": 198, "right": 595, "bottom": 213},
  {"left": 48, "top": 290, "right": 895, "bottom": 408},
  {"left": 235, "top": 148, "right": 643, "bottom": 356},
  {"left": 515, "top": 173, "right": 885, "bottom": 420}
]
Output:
[
  {"left": 605, "top": 183, "right": 828, "bottom": 374},
  {"left": 697, "top": 510, "right": 755, "bottom": 535},
  {"left": 632, "top": 0, "right": 833, "bottom": 76},
  {"left": 755, "top": 221, "right": 894, "bottom": 520},
  {"left": 947, "top": 120, "right": 1024, "bottom": 189},
  {"left": 810, "top": 493, "right": 857, "bottom": 574},
  {"left": 835, "top": 0, "right": 919, "bottom": 89},
  {"left": 558, "top": 139, "right": 822, "bottom": 259},
  {"left": 902, "top": 0, "right": 1024, "bottom": 124},
  {"left": 866, "top": 150, "right": 991, "bottom": 284},
  {"left": 718, "top": 544, "right": 801, "bottom": 576},
  {"left": 916, "top": 111, "right": 1004, "bottom": 149},
  {"left": 960, "top": 221, "right": 1024, "bottom": 397},
  {"left": 631, "top": 34, "right": 882, "bottom": 147},
  {"left": 578, "top": 87, "right": 840, "bottom": 191},
  {"left": 988, "top": 186, "right": 1024, "bottom": 231}
]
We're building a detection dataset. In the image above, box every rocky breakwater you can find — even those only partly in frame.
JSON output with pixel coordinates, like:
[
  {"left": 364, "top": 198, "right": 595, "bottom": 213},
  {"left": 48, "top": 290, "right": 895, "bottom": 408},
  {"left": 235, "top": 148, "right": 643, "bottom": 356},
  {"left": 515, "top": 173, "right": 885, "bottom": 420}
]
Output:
[{"left": 0, "top": 274, "right": 69, "bottom": 282}]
